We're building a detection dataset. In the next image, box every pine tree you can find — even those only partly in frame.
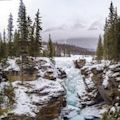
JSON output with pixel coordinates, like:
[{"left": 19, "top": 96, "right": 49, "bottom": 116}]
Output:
[
  {"left": 103, "top": 2, "right": 118, "bottom": 61},
  {"left": 27, "top": 16, "right": 32, "bottom": 42},
  {"left": 96, "top": 35, "right": 103, "bottom": 62},
  {"left": 29, "top": 25, "right": 36, "bottom": 57},
  {"left": 0, "top": 33, "right": 3, "bottom": 61},
  {"left": 3, "top": 30, "right": 8, "bottom": 59},
  {"left": 103, "top": 18, "right": 109, "bottom": 60},
  {"left": 13, "top": 30, "right": 20, "bottom": 57},
  {"left": 116, "top": 17, "right": 120, "bottom": 61},
  {"left": 8, "top": 13, "right": 14, "bottom": 57},
  {"left": 8, "top": 13, "right": 13, "bottom": 42},
  {"left": 0, "top": 31, "right": 7, "bottom": 61},
  {"left": 18, "top": 0, "right": 28, "bottom": 83},
  {"left": 107, "top": 2, "right": 115, "bottom": 60},
  {"left": 18, "top": 0, "right": 28, "bottom": 58},
  {"left": 112, "top": 8, "right": 119, "bottom": 61},
  {"left": 47, "top": 34, "right": 55, "bottom": 58},
  {"left": 34, "top": 9, "right": 42, "bottom": 56}
]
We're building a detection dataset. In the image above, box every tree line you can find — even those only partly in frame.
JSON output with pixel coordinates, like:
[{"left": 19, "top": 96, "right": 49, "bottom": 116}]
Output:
[
  {"left": 0, "top": 0, "right": 55, "bottom": 61},
  {"left": 96, "top": 2, "right": 120, "bottom": 62}
]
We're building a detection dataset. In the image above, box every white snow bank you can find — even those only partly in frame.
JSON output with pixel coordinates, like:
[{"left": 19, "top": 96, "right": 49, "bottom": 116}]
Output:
[
  {"left": 4, "top": 59, "right": 20, "bottom": 71},
  {"left": 11, "top": 78, "right": 65, "bottom": 117}
]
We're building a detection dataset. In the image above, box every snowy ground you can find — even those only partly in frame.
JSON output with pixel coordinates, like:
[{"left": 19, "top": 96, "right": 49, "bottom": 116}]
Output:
[
  {"left": 55, "top": 56, "right": 100, "bottom": 120},
  {"left": 11, "top": 78, "right": 64, "bottom": 117}
]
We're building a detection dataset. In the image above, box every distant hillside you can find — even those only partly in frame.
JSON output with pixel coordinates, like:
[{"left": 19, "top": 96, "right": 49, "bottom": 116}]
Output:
[
  {"left": 54, "top": 43, "right": 95, "bottom": 56},
  {"left": 43, "top": 42, "right": 95, "bottom": 56},
  {"left": 54, "top": 37, "right": 98, "bottom": 50}
]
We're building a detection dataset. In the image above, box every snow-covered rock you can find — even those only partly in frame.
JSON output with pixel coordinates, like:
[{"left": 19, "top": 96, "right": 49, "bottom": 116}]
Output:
[{"left": 0, "top": 78, "right": 66, "bottom": 120}]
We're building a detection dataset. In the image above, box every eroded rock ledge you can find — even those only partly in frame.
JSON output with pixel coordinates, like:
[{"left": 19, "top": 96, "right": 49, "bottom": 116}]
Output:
[
  {"left": 1, "top": 79, "right": 66, "bottom": 120},
  {"left": 0, "top": 58, "right": 67, "bottom": 120},
  {"left": 80, "top": 61, "right": 120, "bottom": 110}
]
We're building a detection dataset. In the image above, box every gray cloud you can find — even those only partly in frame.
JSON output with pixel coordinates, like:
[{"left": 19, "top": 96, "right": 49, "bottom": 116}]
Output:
[
  {"left": 88, "top": 20, "right": 102, "bottom": 31},
  {"left": 44, "top": 27, "right": 63, "bottom": 33},
  {"left": 0, "top": 0, "right": 119, "bottom": 40},
  {"left": 72, "top": 22, "right": 85, "bottom": 29},
  {"left": 44, "top": 24, "right": 68, "bottom": 33},
  {"left": 44, "top": 21, "right": 86, "bottom": 33}
]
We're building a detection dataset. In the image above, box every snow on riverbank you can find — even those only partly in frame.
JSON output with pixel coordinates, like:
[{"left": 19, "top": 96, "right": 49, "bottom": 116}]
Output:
[
  {"left": 0, "top": 57, "right": 66, "bottom": 119},
  {"left": 11, "top": 78, "right": 65, "bottom": 117},
  {"left": 0, "top": 55, "right": 101, "bottom": 119}
]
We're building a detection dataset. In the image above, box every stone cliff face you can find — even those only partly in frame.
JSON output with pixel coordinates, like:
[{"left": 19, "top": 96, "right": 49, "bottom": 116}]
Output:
[
  {"left": 2, "top": 95, "right": 66, "bottom": 120},
  {"left": 36, "top": 95, "right": 66, "bottom": 120},
  {"left": 80, "top": 62, "right": 120, "bottom": 107},
  {"left": 0, "top": 58, "right": 67, "bottom": 120}
]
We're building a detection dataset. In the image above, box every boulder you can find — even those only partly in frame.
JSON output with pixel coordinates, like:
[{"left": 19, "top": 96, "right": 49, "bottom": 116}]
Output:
[
  {"left": 43, "top": 69, "right": 56, "bottom": 80},
  {"left": 74, "top": 59, "right": 86, "bottom": 69},
  {"left": 57, "top": 68, "right": 67, "bottom": 79},
  {"left": 36, "top": 95, "right": 66, "bottom": 120}
]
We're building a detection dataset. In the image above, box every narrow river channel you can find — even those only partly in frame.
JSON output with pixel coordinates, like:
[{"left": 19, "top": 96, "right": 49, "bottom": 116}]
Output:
[{"left": 55, "top": 57, "right": 100, "bottom": 120}]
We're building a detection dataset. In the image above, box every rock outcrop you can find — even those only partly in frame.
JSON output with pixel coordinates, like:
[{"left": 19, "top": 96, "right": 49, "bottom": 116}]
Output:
[
  {"left": 57, "top": 68, "right": 67, "bottom": 79},
  {"left": 36, "top": 95, "right": 66, "bottom": 120},
  {"left": 2, "top": 95, "right": 66, "bottom": 120},
  {"left": 74, "top": 59, "right": 86, "bottom": 69},
  {"left": 0, "top": 57, "right": 67, "bottom": 120},
  {"left": 1, "top": 79, "right": 66, "bottom": 120},
  {"left": 80, "top": 61, "right": 120, "bottom": 108}
]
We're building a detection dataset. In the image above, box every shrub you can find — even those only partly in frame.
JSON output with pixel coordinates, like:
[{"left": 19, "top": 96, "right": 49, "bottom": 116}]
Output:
[
  {"left": 4, "top": 83, "right": 15, "bottom": 106},
  {"left": 101, "top": 108, "right": 120, "bottom": 120}
]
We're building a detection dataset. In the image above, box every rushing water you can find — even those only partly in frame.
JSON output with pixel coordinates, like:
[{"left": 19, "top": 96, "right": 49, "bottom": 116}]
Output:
[{"left": 55, "top": 57, "right": 100, "bottom": 120}]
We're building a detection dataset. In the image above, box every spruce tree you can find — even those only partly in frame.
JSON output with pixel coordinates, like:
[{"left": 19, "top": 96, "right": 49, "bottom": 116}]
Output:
[
  {"left": 116, "top": 17, "right": 120, "bottom": 61},
  {"left": 3, "top": 30, "right": 8, "bottom": 59},
  {"left": 8, "top": 13, "right": 13, "bottom": 43},
  {"left": 13, "top": 30, "right": 20, "bottom": 57},
  {"left": 34, "top": 9, "right": 42, "bottom": 56},
  {"left": 96, "top": 35, "right": 103, "bottom": 62},
  {"left": 0, "top": 33, "right": 3, "bottom": 61},
  {"left": 18, "top": 0, "right": 28, "bottom": 58},
  {"left": 107, "top": 2, "right": 115, "bottom": 60},
  {"left": 29, "top": 25, "right": 36, "bottom": 57},
  {"left": 47, "top": 34, "right": 55, "bottom": 58},
  {"left": 27, "top": 16, "right": 32, "bottom": 42},
  {"left": 18, "top": 0, "right": 28, "bottom": 83},
  {"left": 8, "top": 13, "right": 14, "bottom": 57},
  {"left": 103, "top": 2, "right": 118, "bottom": 61},
  {"left": 103, "top": 18, "right": 109, "bottom": 60}
]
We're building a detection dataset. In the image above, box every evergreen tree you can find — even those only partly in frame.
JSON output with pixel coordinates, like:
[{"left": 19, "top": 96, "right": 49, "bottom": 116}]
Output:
[
  {"left": 96, "top": 35, "right": 103, "bottom": 61},
  {"left": 34, "top": 9, "right": 42, "bottom": 56},
  {"left": 47, "top": 34, "right": 55, "bottom": 58},
  {"left": 27, "top": 16, "right": 32, "bottom": 42},
  {"left": 103, "top": 18, "right": 109, "bottom": 59},
  {"left": 18, "top": 0, "right": 28, "bottom": 83},
  {"left": 8, "top": 13, "right": 14, "bottom": 57},
  {"left": 103, "top": 2, "right": 119, "bottom": 61},
  {"left": 0, "top": 31, "right": 7, "bottom": 61},
  {"left": 3, "top": 30, "right": 8, "bottom": 59},
  {"left": 18, "top": 0, "right": 28, "bottom": 58},
  {"left": 13, "top": 30, "right": 20, "bottom": 57},
  {"left": 116, "top": 17, "right": 120, "bottom": 61},
  {"left": 107, "top": 2, "right": 115, "bottom": 60},
  {"left": 29, "top": 24, "right": 36, "bottom": 57},
  {"left": 0, "top": 33, "right": 3, "bottom": 61},
  {"left": 8, "top": 13, "right": 13, "bottom": 42}
]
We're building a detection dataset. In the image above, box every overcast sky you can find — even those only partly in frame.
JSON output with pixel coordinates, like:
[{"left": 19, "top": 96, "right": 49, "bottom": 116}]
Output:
[{"left": 0, "top": 0, "right": 120, "bottom": 41}]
